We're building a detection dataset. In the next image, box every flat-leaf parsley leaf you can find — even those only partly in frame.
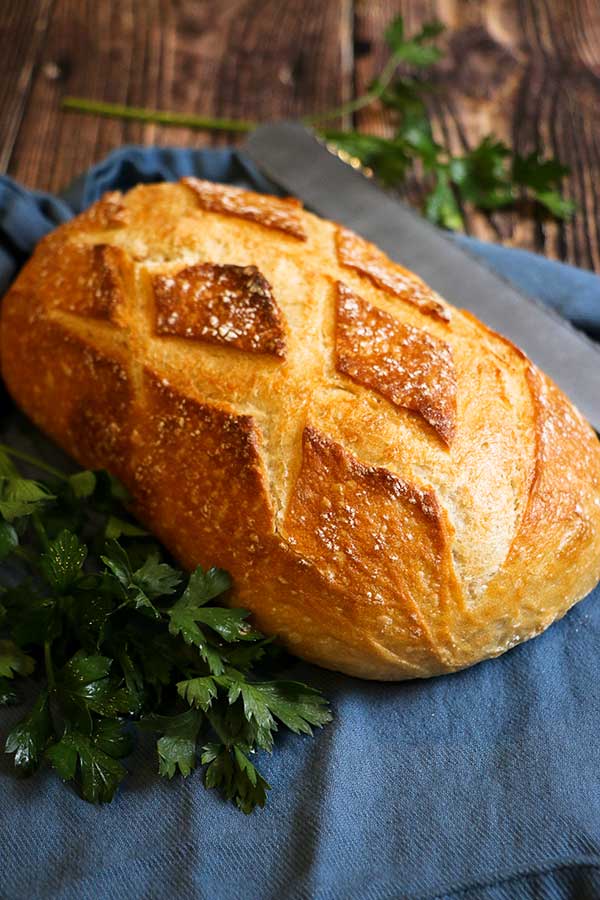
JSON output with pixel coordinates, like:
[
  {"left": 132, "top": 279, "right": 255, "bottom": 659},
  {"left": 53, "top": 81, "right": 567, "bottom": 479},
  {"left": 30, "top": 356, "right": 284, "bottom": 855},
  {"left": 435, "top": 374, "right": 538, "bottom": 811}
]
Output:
[{"left": 0, "top": 444, "right": 331, "bottom": 812}]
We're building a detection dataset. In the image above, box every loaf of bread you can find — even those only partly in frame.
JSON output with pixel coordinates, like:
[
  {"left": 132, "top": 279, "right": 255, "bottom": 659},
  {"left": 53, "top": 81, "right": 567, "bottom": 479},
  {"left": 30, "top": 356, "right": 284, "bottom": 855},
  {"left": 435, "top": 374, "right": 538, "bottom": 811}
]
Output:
[{"left": 2, "top": 178, "right": 600, "bottom": 679}]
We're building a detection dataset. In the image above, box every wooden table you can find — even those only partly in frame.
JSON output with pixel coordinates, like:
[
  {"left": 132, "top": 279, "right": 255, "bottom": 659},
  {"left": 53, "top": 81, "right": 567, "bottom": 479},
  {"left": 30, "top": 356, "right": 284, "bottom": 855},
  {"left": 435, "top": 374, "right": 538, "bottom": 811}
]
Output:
[{"left": 2, "top": 0, "right": 599, "bottom": 271}]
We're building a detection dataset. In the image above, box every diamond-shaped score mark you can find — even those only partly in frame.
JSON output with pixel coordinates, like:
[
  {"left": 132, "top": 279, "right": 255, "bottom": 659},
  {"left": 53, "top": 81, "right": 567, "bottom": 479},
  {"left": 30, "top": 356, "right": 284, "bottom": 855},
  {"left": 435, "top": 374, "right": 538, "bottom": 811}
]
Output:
[
  {"left": 183, "top": 178, "right": 307, "bottom": 241},
  {"left": 335, "top": 283, "right": 457, "bottom": 445},
  {"left": 35, "top": 242, "right": 131, "bottom": 324},
  {"left": 335, "top": 226, "right": 450, "bottom": 322},
  {"left": 152, "top": 263, "right": 287, "bottom": 358}
]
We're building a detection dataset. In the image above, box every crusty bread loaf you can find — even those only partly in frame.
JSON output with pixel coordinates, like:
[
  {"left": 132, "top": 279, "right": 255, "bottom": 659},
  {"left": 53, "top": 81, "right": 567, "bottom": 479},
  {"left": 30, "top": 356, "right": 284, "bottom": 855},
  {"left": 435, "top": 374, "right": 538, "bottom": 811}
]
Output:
[{"left": 2, "top": 178, "right": 600, "bottom": 679}]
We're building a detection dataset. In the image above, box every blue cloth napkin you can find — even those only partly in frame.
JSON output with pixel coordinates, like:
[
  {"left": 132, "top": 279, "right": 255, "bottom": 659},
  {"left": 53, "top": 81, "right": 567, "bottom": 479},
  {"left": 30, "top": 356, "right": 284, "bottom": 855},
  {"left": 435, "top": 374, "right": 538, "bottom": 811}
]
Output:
[{"left": 1, "top": 147, "right": 600, "bottom": 900}]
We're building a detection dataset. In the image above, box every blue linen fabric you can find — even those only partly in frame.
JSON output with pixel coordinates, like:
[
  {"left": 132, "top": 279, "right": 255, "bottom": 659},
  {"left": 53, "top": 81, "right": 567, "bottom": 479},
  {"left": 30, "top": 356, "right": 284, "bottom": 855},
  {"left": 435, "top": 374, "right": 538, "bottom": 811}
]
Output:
[{"left": 1, "top": 146, "right": 600, "bottom": 900}]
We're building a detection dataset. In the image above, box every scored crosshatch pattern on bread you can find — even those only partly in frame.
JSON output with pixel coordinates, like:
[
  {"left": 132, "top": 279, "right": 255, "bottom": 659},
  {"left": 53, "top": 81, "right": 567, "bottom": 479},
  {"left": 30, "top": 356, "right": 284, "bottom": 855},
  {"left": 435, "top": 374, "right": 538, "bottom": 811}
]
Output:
[
  {"left": 334, "top": 283, "right": 457, "bottom": 445},
  {"left": 2, "top": 179, "right": 600, "bottom": 679},
  {"left": 152, "top": 262, "right": 287, "bottom": 356},
  {"left": 335, "top": 226, "right": 450, "bottom": 321},
  {"left": 182, "top": 177, "right": 308, "bottom": 240}
]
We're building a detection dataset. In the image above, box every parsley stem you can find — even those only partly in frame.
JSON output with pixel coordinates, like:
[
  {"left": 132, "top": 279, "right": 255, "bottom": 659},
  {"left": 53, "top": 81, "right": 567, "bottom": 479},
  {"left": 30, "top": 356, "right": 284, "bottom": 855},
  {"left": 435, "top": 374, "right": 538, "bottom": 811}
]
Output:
[
  {"left": 44, "top": 641, "right": 56, "bottom": 694},
  {"left": 206, "top": 709, "right": 230, "bottom": 748},
  {"left": 62, "top": 44, "right": 404, "bottom": 138},
  {"left": 0, "top": 443, "right": 69, "bottom": 482},
  {"left": 305, "top": 50, "right": 407, "bottom": 126},
  {"left": 32, "top": 513, "right": 49, "bottom": 552},
  {"left": 61, "top": 97, "right": 256, "bottom": 133},
  {"left": 61, "top": 84, "right": 390, "bottom": 137}
]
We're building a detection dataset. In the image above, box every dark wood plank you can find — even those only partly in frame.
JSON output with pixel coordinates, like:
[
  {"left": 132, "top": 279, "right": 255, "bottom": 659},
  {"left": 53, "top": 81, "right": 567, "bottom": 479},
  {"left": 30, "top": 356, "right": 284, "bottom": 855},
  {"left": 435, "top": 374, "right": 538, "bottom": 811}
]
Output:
[
  {"left": 354, "top": 0, "right": 600, "bottom": 271},
  {"left": 7, "top": 0, "right": 354, "bottom": 194},
  {"left": 4, "top": 0, "right": 600, "bottom": 271},
  {"left": 0, "top": 0, "right": 55, "bottom": 172}
]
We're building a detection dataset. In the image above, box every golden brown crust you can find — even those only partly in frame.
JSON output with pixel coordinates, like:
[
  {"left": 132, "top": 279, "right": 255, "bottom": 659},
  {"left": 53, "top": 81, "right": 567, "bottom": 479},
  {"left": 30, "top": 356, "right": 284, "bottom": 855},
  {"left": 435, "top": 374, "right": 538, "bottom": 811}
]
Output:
[
  {"left": 335, "top": 282, "right": 456, "bottom": 444},
  {"left": 0, "top": 292, "right": 132, "bottom": 481},
  {"left": 335, "top": 226, "right": 451, "bottom": 321},
  {"left": 129, "top": 370, "right": 276, "bottom": 570},
  {"left": 152, "top": 263, "right": 287, "bottom": 357},
  {"left": 282, "top": 426, "right": 463, "bottom": 667},
  {"left": 27, "top": 241, "right": 132, "bottom": 324},
  {"left": 77, "top": 191, "right": 130, "bottom": 231},
  {"left": 183, "top": 177, "right": 307, "bottom": 240},
  {"left": 2, "top": 179, "right": 600, "bottom": 680},
  {"left": 449, "top": 364, "right": 600, "bottom": 667}
]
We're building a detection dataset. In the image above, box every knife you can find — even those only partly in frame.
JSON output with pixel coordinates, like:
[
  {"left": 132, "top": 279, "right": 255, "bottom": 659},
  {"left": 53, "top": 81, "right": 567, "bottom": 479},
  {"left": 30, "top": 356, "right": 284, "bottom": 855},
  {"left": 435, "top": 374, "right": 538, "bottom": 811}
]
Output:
[{"left": 244, "top": 122, "right": 600, "bottom": 432}]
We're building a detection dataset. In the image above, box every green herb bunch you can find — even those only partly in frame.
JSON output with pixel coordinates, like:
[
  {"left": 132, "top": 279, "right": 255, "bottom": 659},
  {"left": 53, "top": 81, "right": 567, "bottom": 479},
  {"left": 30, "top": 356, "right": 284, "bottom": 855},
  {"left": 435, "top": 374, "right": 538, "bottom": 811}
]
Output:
[
  {"left": 0, "top": 444, "right": 331, "bottom": 813},
  {"left": 318, "top": 18, "right": 576, "bottom": 229},
  {"left": 62, "top": 15, "right": 575, "bottom": 231}
]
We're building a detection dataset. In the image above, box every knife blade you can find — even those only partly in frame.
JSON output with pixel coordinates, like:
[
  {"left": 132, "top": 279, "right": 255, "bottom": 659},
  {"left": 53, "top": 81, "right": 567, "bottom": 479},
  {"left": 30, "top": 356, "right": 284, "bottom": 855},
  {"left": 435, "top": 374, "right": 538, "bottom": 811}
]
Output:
[{"left": 244, "top": 122, "right": 600, "bottom": 431}]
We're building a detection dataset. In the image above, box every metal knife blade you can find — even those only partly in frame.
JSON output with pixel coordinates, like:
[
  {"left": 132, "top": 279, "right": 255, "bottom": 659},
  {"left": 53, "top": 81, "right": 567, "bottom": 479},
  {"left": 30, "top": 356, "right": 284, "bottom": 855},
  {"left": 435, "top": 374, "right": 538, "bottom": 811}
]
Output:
[{"left": 244, "top": 122, "right": 600, "bottom": 431}]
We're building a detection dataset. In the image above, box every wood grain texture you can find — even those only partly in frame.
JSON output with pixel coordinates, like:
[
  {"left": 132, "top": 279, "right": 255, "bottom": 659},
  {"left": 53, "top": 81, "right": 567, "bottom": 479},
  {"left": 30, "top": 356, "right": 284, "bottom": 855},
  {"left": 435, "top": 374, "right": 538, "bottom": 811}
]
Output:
[
  {"left": 6, "top": 0, "right": 353, "bottom": 192},
  {"left": 0, "top": 0, "right": 55, "bottom": 172},
  {"left": 1, "top": 0, "right": 599, "bottom": 269},
  {"left": 354, "top": 0, "right": 600, "bottom": 270}
]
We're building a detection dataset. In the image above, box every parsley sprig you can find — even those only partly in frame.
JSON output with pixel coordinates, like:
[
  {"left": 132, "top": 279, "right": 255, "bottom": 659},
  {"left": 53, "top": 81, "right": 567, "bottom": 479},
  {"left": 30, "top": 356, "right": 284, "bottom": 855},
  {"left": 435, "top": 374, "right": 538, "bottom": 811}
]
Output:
[
  {"left": 319, "top": 18, "right": 576, "bottom": 229},
  {"left": 0, "top": 444, "right": 331, "bottom": 812},
  {"left": 61, "top": 15, "right": 575, "bottom": 231}
]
